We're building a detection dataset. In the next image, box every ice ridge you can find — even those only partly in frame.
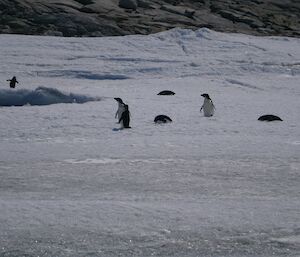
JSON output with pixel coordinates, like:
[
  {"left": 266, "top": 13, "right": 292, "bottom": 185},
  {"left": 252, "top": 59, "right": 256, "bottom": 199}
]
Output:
[{"left": 0, "top": 87, "right": 101, "bottom": 106}]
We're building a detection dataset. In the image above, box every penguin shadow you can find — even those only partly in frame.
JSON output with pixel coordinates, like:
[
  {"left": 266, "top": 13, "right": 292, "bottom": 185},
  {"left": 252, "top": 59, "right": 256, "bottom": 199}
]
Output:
[
  {"left": 112, "top": 127, "right": 132, "bottom": 132},
  {"left": 200, "top": 117, "right": 218, "bottom": 122},
  {"left": 112, "top": 127, "right": 123, "bottom": 132}
]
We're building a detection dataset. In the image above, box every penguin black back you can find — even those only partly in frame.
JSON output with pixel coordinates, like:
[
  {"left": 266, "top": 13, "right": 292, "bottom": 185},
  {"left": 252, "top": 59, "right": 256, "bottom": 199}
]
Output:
[
  {"left": 154, "top": 115, "right": 172, "bottom": 123},
  {"left": 258, "top": 114, "right": 283, "bottom": 122},
  {"left": 119, "top": 104, "right": 131, "bottom": 128},
  {"left": 157, "top": 90, "right": 175, "bottom": 95}
]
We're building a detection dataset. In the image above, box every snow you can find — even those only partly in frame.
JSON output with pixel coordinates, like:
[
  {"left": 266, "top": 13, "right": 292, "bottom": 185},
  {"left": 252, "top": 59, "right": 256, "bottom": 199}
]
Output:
[{"left": 0, "top": 28, "right": 299, "bottom": 256}]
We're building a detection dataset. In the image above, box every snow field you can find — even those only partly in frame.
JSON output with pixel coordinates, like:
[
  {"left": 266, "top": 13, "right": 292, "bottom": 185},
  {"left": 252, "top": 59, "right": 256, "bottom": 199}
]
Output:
[{"left": 0, "top": 28, "right": 300, "bottom": 256}]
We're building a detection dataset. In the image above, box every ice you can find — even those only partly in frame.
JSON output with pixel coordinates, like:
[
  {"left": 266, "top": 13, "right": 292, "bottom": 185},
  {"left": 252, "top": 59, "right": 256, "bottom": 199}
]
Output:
[
  {"left": 0, "top": 28, "right": 299, "bottom": 256},
  {"left": 0, "top": 87, "right": 101, "bottom": 106}
]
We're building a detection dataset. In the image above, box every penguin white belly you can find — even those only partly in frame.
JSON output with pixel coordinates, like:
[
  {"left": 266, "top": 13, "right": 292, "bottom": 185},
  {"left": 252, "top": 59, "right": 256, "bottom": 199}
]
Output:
[
  {"left": 116, "top": 104, "right": 125, "bottom": 120},
  {"left": 120, "top": 120, "right": 124, "bottom": 128},
  {"left": 202, "top": 100, "right": 215, "bottom": 117}
]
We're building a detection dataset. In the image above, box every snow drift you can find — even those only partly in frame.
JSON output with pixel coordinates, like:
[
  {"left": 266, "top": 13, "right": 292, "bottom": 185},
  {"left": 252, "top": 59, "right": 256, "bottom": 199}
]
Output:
[
  {"left": 0, "top": 86, "right": 101, "bottom": 106},
  {"left": 0, "top": 29, "right": 300, "bottom": 257}
]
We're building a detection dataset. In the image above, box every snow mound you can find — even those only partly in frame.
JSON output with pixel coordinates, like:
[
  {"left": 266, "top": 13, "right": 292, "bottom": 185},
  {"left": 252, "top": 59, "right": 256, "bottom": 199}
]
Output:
[
  {"left": 0, "top": 87, "right": 101, "bottom": 106},
  {"left": 154, "top": 27, "right": 214, "bottom": 41}
]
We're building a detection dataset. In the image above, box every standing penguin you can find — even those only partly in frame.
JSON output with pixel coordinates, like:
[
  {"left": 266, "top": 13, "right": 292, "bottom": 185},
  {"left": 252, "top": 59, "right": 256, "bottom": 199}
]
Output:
[
  {"left": 200, "top": 93, "right": 215, "bottom": 117},
  {"left": 119, "top": 104, "right": 131, "bottom": 129},
  {"left": 114, "top": 98, "right": 125, "bottom": 120},
  {"left": 7, "top": 76, "right": 18, "bottom": 88}
]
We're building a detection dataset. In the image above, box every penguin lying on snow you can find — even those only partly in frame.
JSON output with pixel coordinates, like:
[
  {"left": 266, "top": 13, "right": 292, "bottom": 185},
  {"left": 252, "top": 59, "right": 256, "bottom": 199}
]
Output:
[
  {"left": 258, "top": 114, "right": 282, "bottom": 121},
  {"left": 157, "top": 90, "right": 175, "bottom": 95},
  {"left": 154, "top": 115, "right": 172, "bottom": 123},
  {"left": 200, "top": 93, "right": 215, "bottom": 117}
]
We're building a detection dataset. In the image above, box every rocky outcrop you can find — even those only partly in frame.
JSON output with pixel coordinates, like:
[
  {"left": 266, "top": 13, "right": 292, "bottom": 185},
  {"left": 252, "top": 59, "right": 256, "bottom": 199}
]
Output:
[
  {"left": 119, "top": 0, "right": 138, "bottom": 10},
  {"left": 0, "top": 0, "right": 299, "bottom": 37}
]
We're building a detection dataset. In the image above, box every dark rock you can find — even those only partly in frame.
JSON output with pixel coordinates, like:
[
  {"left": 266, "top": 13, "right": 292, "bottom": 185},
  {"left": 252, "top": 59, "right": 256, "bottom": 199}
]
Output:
[
  {"left": 258, "top": 115, "right": 283, "bottom": 121},
  {"left": 7, "top": 20, "right": 28, "bottom": 29},
  {"left": 184, "top": 10, "right": 195, "bottom": 19},
  {"left": 0, "top": 0, "right": 299, "bottom": 37},
  {"left": 119, "top": 0, "right": 138, "bottom": 10},
  {"left": 80, "top": 6, "right": 96, "bottom": 13},
  {"left": 137, "top": 0, "right": 155, "bottom": 9},
  {"left": 74, "top": 0, "right": 94, "bottom": 5},
  {"left": 43, "top": 30, "right": 64, "bottom": 36},
  {"left": 33, "top": 14, "right": 58, "bottom": 25},
  {"left": 164, "top": 0, "right": 181, "bottom": 5}
]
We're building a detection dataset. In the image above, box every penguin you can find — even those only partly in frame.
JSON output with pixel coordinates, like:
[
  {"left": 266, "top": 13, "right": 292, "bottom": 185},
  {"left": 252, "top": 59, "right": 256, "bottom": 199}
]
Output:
[
  {"left": 154, "top": 115, "right": 172, "bottom": 123},
  {"left": 258, "top": 114, "right": 282, "bottom": 121},
  {"left": 157, "top": 90, "right": 175, "bottom": 95},
  {"left": 7, "top": 76, "right": 18, "bottom": 88},
  {"left": 114, "top": 97, "right": 125, "bottom": 120},
  {"left": 200, "top": 93, "right": 215, "bottom": 117},
  {"left": 119, "top": 104, "right": 131, "bottom": 129}
]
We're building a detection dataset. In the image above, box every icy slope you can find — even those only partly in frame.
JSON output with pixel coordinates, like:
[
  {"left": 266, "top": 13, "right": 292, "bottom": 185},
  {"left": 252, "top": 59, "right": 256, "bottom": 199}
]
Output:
[{"left": 0, "top": 29, "right": 299, "bottom": 256}]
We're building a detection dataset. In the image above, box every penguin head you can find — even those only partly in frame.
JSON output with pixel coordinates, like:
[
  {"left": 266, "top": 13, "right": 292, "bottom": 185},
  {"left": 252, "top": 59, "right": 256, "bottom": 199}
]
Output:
[
  {"left": 201, "top": 93, "right": 210, "bottom": 100},
  {"left": 114, "top": 98, "right": 124, "bottom": 104}
]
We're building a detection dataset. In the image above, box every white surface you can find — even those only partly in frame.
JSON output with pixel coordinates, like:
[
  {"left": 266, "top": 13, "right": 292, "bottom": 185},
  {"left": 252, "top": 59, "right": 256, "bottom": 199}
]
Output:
[{"left": 0, "top": 28, "right": 300, "bottom": 256}]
